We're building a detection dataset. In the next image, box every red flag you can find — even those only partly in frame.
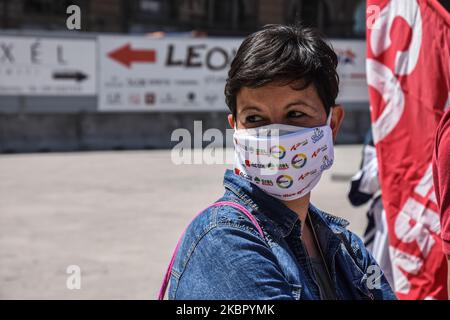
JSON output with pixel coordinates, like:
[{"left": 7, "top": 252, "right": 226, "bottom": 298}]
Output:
[{"left": 366, "top": 0, "right": 450, "bottom": 299}]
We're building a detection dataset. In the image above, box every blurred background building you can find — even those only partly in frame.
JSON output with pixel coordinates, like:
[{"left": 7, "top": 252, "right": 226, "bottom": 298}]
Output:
[
  {"left": 0, "top": 0, "right": 367, "bottom": 37},
  {"left": 0, "top": 0, "right": 447, "bottom": 152}
]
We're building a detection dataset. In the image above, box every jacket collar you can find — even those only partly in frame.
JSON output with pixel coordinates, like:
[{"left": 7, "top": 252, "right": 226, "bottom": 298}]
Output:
[{"left": 223, "top": 169, "right": 349, "bottom": 238}]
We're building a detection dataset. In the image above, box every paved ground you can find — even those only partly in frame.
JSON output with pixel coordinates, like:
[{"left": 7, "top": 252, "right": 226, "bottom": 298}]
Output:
[{"left": 0, "top": 146, "right": 369, "bottom": 299}]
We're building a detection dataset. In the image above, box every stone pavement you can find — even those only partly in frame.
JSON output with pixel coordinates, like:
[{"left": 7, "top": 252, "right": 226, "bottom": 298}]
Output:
[{"left": 0, "top": 146, "right": 369, "bottom": 299}]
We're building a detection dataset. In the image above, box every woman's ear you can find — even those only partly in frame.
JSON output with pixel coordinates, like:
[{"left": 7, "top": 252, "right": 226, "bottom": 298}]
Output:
[
  {"left": 227, "top": 114, "right": 235, "bottom": 129},
  {"left": 330, "top": 105, "right": 345, "bottom": 142}
]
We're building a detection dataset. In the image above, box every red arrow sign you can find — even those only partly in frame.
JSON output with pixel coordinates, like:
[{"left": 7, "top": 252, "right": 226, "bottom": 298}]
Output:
[{"left": 108, "top": 44, "right": 156, "bottom": 68}]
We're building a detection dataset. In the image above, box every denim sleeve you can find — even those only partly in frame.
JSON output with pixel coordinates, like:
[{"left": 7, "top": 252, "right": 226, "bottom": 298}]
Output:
[
  {"left": 347, "top": 231, "right": 397, "bottom": 300},
  {"left": 172, "top": 224, "right": 296, "bottom": 300}
]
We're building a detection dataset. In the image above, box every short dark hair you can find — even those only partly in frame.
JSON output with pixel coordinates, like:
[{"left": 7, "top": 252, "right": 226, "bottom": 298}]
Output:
[{"left": 225, "top": 24, "right": 339, "bottom": 118}]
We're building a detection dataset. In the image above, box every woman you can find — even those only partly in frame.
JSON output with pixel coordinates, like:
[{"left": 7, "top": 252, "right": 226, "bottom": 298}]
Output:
[{"left": 160, "top": 24, "right": 396, "bottom": 300}]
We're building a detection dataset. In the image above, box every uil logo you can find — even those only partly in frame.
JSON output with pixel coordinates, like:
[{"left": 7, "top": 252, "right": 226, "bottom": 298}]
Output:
[
  {"left": 311, "top": 128, "right": 324, "bottom": 143},
  {"left": 320, "top": 155, "right": 333, "bottom": 170}
]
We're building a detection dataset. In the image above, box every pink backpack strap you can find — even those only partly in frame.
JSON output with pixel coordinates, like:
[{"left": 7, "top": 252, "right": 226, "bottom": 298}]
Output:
[{"left": 157, "top": 200, "right": 265, "bottom": 300}]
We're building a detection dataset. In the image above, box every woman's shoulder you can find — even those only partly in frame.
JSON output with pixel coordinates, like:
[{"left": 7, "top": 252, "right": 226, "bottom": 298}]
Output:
[
  {"left": 171, "top": 200, "right": 271, "bottom": 283},
  {"left": 183, "top": 200, "right": 265, "bottom": 246}
]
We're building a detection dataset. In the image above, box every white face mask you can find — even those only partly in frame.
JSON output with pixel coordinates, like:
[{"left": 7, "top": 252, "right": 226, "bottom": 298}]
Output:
[{"left": 233, "top": 109, "right": 334, "bottom": 201}]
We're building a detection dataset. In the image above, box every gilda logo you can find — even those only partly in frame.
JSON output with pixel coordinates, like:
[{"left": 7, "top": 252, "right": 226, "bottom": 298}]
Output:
[
  {"left": 276, "top": 175, "right": 293, "bottom": 189},
  {"left": 291, "top": 153, "right": 307, "bottom": 169}
]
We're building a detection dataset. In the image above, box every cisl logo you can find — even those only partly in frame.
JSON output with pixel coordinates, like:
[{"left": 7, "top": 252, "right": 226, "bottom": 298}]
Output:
[
  {"left": 291, "top": 153, "right": 307, "bottom": 169},
  {"left": 270, "top": 145, "right": 286, "bottom": 159},
  {"left": 276, "top": 175, "right": 293, "bottom": 189}
]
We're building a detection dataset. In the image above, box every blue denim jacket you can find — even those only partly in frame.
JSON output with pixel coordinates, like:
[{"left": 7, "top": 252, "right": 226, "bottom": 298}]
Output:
[{"left": 168, "top": 169, "right": 396, "bottom": 300}]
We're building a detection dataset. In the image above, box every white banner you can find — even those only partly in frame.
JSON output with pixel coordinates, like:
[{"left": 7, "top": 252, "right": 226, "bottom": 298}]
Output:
[
  {"left": 0, "top": 35, "right": 367, "bottom": 106},
  {"left": 0, "top": 36, "right": 96, "bottom": 95},
  {"left": 98, "top": 36, "right": 239, "bottom": 111},
  {"left": 98, "top": 36, "right": 368, "bottom": 111}
]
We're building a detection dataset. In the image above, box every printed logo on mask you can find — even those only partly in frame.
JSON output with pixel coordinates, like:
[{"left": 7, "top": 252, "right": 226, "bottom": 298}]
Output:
[
  {"left": 298, "top": 169, "right": 318, "bottom": 180},
  {"left": 291, "top": 153, "right": 307, "bottom": 169},
  {"left": 282, "top": 192, "right": 298, "bottom": 198},
  {"left": 244, "top": 160, "right": 289, "bottom": 171},
  {"left": 244, "top": 160, "right": 265, "bottom": 169},
  {"left": 311, "top": 145, "right": 328, "bottom": 158},
  {"left": 234, "top": 168, "right": 253, "bottom": 181},
  {"left": 270, "top": 145, "right": 286, "bottom": 159},
  {"left": 234, "top": 138, "right": 271, "bottom": 156},
  {"left": 276, "top": 175, "right": 293, "bottom": 189},
  {"left": 320, "top": 155, "right": 333, "bottom": 171},
  {"left": 311, "top": 128, "right": 324, "bottom": 143},
  {"left": 234, "top": 139, "right": 287, "bottom": 160},
  {"left": 233, "top": 121, "right": 334, "bottom": 201},
  {"left": 290, "top": 139, "right": 308, "bottom": 151},
  {"left": 253, "top": 176, "right": 274, "bottom": 186}
]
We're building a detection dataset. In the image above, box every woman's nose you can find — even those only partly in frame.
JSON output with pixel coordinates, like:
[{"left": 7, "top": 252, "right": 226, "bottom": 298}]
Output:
[{"left": 266, "top": 112, "right": 285, "bottom": 125}]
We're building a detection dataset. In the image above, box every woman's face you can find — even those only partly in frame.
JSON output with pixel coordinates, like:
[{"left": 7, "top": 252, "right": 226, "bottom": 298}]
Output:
[{"left": 228, "top": 81, "right": 344, "bottom": 140}]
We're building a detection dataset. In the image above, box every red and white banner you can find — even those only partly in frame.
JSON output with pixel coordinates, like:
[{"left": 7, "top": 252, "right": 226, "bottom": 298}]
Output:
[{"left": 367, "top": 0, "right": 450, "bottom": 299}]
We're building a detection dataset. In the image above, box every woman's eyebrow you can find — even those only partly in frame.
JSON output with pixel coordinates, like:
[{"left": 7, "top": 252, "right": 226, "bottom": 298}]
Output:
[
  {"left": 240, "top": 105, "right": 263, "bottom": 113},
  {"left": 284, "top": 99, "right": 314, "bottom": 109}
]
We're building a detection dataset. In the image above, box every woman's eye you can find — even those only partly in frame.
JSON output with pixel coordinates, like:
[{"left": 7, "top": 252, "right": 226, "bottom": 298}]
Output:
[
  {"left": 287, "top": 110, "right": 305, "bottom": 118},
  {"left": 246, "top": 115, "right": 264, "bottom": 123}
]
